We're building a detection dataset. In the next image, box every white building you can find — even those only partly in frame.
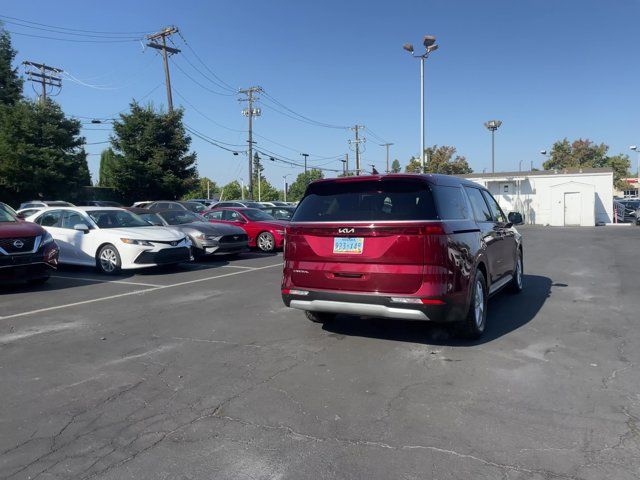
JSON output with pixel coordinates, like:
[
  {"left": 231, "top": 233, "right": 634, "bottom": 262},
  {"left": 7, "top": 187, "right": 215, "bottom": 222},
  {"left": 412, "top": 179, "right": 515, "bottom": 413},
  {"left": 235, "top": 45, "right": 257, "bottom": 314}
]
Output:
[{"left": 460, "top": 168, "right": 614, "bottom": 226}]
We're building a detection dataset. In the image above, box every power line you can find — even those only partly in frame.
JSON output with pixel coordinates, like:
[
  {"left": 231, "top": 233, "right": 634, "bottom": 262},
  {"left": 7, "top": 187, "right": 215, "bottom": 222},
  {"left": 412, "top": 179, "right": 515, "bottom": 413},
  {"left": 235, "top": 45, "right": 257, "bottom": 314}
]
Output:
[
  {"left": 0, "top": 18, "right": 142, "bottom": 39},
  {"left": 176, "top": 31, "right": 237, "bottom": 92},
  {"left": 0, "top": 14, "right": 152, "bottom": 35},
  {"left": 170, "top": 58, "right": 235, "bottom": 96},
  {"left": 173, "top": 88, "right": 245, "bottom": 132},
  {"left": 261, "top": 91, "right": 349, "bottom": 130},
  {"left": 4, "top": 30, "right": 139, "bottom": 43},
  {"left": 185, "top": 126, "right": 244, "bottom": 153}
]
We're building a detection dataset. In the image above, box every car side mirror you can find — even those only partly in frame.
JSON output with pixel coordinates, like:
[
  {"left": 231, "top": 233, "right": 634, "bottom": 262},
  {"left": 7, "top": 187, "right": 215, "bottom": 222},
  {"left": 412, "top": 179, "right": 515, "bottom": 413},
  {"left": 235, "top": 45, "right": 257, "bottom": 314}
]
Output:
[
  {"left": 507, "top": 212, "right": 524, "bottom": 225},
  {"left": 74, "top": 223, "right": 90, "bottom": 233},
  {"left": 16, "top": 212, "right": 26, "bottom": 219}
]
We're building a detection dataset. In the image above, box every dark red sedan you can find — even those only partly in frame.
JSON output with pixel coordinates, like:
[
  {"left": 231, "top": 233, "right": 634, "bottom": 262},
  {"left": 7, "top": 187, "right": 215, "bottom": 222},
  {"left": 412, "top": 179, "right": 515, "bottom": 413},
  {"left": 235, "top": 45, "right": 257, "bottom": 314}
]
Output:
[
  {"left": 202, "top": 207, "right": 287, "bottom": 252},
  {"left": 0, "top": 207, "right": 59, "bottom": 285}
]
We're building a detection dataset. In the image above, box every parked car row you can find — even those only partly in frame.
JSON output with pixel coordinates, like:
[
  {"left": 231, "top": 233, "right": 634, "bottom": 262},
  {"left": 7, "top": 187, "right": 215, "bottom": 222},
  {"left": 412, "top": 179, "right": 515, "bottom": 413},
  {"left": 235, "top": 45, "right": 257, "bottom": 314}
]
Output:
[{"left": 1, "top": 200, "right": 292, "bottom": 283}]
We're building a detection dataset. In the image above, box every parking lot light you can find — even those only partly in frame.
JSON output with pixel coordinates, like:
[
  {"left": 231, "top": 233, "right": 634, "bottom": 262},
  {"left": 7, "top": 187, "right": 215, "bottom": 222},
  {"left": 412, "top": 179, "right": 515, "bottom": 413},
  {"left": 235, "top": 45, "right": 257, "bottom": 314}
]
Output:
[{"left": 630, "top": 146, "right": 639, "bottom": 192}]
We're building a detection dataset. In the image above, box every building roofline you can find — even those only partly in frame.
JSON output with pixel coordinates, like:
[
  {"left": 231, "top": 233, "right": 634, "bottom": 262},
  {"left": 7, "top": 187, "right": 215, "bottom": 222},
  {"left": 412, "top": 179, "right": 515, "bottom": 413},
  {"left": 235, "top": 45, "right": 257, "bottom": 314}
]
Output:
[{"left": 458, "top": 167, "right": 613, "bottom": 179}]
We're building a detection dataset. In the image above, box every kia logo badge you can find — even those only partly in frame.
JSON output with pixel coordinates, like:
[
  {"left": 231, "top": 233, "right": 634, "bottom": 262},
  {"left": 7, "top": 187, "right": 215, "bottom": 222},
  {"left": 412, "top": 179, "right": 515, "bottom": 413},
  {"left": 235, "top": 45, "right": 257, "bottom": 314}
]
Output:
[
  {"left": 338, "top": 228, "right": 355, "bottom": 234},
  {"left": 13, "top": 240, "right": 24, "bottom": 249}
]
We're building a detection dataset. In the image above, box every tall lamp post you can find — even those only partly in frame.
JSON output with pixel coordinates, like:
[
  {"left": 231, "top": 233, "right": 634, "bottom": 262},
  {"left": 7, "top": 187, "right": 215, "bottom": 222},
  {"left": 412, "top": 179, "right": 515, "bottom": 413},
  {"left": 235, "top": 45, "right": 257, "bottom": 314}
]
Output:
[
  {"left": 631, "top": 146, "right": 639, "bottom": 196},
  {"left": 403, "top": 35, "right": 439, "bottom": 174},
  {"left": 282, "top": 174, "right": 290, "bottom": 202},
  {"left": 484, "top": 120, "right": 502, "bottom": 173}
]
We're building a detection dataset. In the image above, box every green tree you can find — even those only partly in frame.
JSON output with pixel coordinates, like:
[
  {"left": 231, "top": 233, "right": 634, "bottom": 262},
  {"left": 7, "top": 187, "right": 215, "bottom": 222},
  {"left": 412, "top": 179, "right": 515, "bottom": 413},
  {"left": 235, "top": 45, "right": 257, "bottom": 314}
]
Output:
[
  {"left": 98, "top": 148, "right": 118, "bottom": 187},
  {"left": 425, "top": 145, "right": 473, "bottom": 174},
  {"left": 0, "top": 100, "right": 90, "bottom": 205},
  {"left": 391, "top": 159, "right": 401, "bottom": 173},
  {"left": 253, "top": 177, "right": 280, "bottom": 201},
  {"left": 0, "top": 27, "right": 23, "bottom": 106},
  {"left": 183, "top": 177, "right": 219, "bottom": 200},
  {"left": 544, "top": 138, "right": 630, "bottom": 190},
  {"left": 219, "top": 180, "right": 248, "bottom": 200},
  {"left": 109, "top": 102, "right": 197, "bottom": 203},
  {"left": 405, "top": 146, "right": 472, "bottom": 175},
  {"left": 405, "top": 156, "right": 421, "bottom": 173},
  {"left": 287, "top": 169, "right": 324, "bottom": 201}
]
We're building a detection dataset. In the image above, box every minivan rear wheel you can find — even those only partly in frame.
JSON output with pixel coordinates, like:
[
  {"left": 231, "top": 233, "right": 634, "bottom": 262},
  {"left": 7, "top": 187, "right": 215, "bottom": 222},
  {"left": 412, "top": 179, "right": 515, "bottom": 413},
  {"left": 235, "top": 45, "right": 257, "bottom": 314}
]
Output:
[
  {"left": 305, "top": 311, "right": 336, "bottom": 324},
  {"left": 456, "top": 270, "right": 488, "bottom": 339},
  {"left": 508, "top": 250, "right": 523, "bottom": 294}
]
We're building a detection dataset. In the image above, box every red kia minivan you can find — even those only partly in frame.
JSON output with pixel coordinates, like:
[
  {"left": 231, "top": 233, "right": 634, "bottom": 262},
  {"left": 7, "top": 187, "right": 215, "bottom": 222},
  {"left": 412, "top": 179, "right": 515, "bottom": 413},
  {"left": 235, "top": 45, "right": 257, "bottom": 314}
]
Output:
[{"left": 281, "top": 174, "right": 523, "bottom": 338}]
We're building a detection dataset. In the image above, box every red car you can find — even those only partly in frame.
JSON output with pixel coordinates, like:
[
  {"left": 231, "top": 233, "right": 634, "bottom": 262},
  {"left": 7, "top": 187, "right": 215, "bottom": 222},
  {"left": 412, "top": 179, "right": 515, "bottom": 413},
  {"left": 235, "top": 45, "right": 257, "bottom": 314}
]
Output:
[
  {"left": 202, "top": 207, "right": 287, "bottom": 252},
  {"left": 0, "top": 207, "right": 59, "bottom": 284},
  {"left": 281, "top": 174, "right": 524, "bottom": 339}
]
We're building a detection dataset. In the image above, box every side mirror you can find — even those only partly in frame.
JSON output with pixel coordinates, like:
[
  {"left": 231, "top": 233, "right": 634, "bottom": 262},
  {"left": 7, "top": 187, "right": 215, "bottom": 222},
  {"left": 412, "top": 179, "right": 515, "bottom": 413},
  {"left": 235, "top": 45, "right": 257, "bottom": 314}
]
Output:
[
  {"left": 507, "top": 212, "right": 524, "bottom": 225},
  {"left": 16, "top": 212, "right": 26, "bottom": 219},
  {"left": 74, "top": 223, "right": 90, "bottom": 233}
]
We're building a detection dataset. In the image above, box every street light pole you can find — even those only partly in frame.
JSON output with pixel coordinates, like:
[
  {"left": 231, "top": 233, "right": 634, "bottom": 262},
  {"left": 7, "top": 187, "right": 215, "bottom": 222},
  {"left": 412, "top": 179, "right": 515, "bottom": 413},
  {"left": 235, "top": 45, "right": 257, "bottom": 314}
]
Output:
[
  {"left": 403, "top": 36, "right": 438, "bottom": 174},
  {"left": 282, "top": 174, "right": 290, "bottom": 202},
  {"left": 484, "top": 120, "right": 502, "bottom": 173},
  {"left": 630, "top": 146, "right": 639, "bottom": 194}
]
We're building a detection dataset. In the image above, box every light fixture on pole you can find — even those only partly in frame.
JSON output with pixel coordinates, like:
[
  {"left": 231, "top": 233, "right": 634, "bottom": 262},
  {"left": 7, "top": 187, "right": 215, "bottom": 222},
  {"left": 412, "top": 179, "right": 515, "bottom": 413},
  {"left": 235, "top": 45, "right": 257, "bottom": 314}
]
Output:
[
  {"left": 630, "top": 146, "right": 639, "bottom": 193},
  {"left": 483, "top": 120, "right": 502, "bottom": 173},
  {"left": 403, "top": 35, "right": 439, "bottom": 174},
  {"left": 282, "top": 174, "right": 290, "bottom": 202}
]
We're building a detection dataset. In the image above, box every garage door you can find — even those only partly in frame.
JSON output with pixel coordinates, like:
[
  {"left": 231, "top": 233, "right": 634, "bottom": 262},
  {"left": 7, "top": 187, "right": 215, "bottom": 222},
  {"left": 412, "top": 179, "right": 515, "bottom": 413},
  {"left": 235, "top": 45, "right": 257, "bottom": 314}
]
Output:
[{"left": 564, "top": 192, "right": 581, "bottom": 226}]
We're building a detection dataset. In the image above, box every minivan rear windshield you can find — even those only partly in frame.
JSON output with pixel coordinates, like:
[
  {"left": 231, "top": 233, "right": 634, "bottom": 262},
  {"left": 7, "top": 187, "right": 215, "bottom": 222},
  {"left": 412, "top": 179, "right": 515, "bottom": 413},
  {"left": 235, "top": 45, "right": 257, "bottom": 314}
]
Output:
[{"left": 292, "top": 179, "right": 437, "bottom": 222}]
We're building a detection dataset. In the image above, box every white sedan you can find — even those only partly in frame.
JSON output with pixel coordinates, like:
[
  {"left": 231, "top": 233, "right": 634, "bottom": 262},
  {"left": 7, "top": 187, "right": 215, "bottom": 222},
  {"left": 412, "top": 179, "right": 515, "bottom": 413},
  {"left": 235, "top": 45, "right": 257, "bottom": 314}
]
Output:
[{"left": 26, "top": 207, "right": 192, "bottom": 274}]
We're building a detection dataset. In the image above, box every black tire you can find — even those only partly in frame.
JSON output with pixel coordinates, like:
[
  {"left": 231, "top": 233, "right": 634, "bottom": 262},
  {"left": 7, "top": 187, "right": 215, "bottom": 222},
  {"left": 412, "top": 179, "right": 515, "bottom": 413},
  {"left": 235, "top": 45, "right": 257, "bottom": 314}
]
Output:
[
  {"left": 256, "top": 232, "right": 276, "bottom": 252},
  {"left": 28, "top": 276, "right": 49, "bottom": 285},
  {"left": 305, "top": 311, "right": 336, "bottom": 324},
  {"left": 456, "top": 270, "right": 488, "bottom": 339},
  {"left": 96, "top": 244, "right": 122, "bottom": 275},
  {"left": 508, "top": 250, "right": 524, "bottom": 294}
]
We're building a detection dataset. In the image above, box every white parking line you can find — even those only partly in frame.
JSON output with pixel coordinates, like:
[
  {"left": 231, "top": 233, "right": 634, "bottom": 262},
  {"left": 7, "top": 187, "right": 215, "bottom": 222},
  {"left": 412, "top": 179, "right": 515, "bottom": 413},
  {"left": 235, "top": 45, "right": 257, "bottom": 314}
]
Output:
[
  {"left": 50, "top": 275, "right": 163, "bottom": 288},
  {"left": 0, "top": 263, "right": 283, "bottom": 321},
  {"left": 221, "top": 265, "right": 257, "bottom": 270}
]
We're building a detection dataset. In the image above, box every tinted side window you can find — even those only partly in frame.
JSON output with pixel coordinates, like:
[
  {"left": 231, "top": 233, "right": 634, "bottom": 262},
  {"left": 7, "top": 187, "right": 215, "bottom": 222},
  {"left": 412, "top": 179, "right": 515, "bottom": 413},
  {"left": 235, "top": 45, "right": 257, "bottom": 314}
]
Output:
[
  {"left": 205, "top": 210, "right": 223, "bottom": 220},
  {"left": 61, "top": 211, "right": 89, "bottom": 229},
  {"left": 481, "top": 191, "right": 507, "bottom": 223},
  {"left": 433, "top": 186, "right": 469, "bottom": 220},
  {"left": 464, "top": 187, "right": 492, "bottom": 222},
  {"left": 37, "top": 210, "right": 62, "bottom": 227}
]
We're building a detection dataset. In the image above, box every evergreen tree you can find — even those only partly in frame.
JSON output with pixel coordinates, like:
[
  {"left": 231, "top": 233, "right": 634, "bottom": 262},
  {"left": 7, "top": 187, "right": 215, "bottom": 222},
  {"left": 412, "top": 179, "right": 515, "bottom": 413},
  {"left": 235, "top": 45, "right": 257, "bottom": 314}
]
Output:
[
  {"left": 0, "top": 27, "right": 23, "bottom": 106},
  {"left": 98, "top": 148, "right": 118, "bottom": 187},
  {"left": 0, "top": 100, "right": 90, "bottom": 204},
  {"left": 220, "top": 180, "right": 248, "bottom": 200},
  {"left": 109, "top": 102, "right": 197, "bottom": 203},
  {"left": 391, "top": 159, "right": 401, "bottom": 173}
]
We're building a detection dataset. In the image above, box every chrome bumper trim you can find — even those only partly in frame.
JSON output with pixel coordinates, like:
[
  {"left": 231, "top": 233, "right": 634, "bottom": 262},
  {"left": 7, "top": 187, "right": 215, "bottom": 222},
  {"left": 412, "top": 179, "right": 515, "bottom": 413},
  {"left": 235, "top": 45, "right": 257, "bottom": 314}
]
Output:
[{"left": 290, "top": 299, "right": 430, "bottom": 321}]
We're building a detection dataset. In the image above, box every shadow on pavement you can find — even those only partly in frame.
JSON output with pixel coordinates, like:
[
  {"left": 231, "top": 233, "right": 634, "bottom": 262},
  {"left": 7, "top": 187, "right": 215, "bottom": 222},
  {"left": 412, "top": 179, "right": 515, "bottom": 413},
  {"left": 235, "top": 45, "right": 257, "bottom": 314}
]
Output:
[{"left": 321, "top": 274, "right": 554, "bottom": 346}]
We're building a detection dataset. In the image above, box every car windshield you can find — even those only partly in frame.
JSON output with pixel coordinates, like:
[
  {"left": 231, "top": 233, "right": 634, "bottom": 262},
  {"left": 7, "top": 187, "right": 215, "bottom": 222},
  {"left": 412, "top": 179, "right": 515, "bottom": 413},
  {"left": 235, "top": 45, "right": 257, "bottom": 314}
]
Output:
[
  {"left": 0, "top": 209, "right": 17, "bottom": 222},
  {"left": 159, "top": 210, "right": 204, "bottom": 225},
  {"left": 244, "top": 202, "right": 263, "bottom": 209},
  {"left": 292, "top": 179, "right": 437, "bottom": 222},
  {"left": 48, "top": 201, "right": 74, "bottom": 206},
  {"left": 184, "top": 202, "right": 206, "bottom": 212},
  {"left": 87, "top": 210, "right": 150, "bottom": 228},
  {"left": 622, "top": 201, "right": 640, "bottom": 208},
  {"left": 138, "top": 213, "right": 164, "bottom": 225},
  {"left": 242, "top": 209, "right": 276, "bottom": 221}
]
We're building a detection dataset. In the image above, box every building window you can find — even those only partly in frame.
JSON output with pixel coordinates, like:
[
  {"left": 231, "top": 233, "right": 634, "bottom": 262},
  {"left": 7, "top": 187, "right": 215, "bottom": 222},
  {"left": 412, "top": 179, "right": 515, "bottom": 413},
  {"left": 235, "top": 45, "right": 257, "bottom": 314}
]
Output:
[
  {"left": 503, "top": 184, "right": 510, "bottom": 193},
  {"left": 623, "top": 189, "right": 639, "bottom": 198}
]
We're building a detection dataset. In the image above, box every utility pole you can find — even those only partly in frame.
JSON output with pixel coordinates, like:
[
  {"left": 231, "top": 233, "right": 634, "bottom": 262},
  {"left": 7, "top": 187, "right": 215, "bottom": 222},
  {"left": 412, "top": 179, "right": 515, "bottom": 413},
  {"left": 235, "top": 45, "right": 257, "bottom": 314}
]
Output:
[
  {"left": 301, "top": 153, "right": 309, "bottom": 177},
  {"left": 146, "top": 26, "right": 180, "bottom": 112},
  {"left": 349, "top": 125, "right": 365, "bottom": 175},
  {"left": 283, "top": 175, "right": 290, "bottom": 202},
  {"left": 22, "top": 61, "right": 62, "bottom": 104},
  {"left": 380, "top": 143, "right": 393, "bottom": 173},
  {"left": 239, "top": 86, "right": 263, "bottom": 199}
]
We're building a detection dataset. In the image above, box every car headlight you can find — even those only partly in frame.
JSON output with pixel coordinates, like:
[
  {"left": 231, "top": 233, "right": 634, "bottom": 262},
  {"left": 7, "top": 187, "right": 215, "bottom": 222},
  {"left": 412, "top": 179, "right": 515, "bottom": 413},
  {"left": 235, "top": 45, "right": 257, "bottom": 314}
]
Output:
[
  {"left": 41, "top": 231, "right": 54, "bottom": 245},
  {"left": 193, "top": 232, "right": 206, "bottom": 240},
  {"left": 121, "top": 238, "right": 153, "bottom": 246}
]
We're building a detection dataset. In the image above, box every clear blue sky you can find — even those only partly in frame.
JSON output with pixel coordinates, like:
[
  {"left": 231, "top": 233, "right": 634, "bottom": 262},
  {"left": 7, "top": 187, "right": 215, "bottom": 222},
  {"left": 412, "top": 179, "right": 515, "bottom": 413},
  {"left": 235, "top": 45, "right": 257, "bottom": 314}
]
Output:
[{"left": 2, "top": 0, "right": 639, "bottom": 186}]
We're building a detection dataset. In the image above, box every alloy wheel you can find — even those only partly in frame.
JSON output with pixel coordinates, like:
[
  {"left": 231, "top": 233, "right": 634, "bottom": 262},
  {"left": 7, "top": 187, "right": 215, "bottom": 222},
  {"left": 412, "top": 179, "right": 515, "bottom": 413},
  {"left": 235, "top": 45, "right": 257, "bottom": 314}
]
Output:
[
  {"left": 474, "top": 279, "right": 485, "bottom": 329},
  {"left": 257, "top": 233, "right": 275, "bottom": 252},
  {"left": 99, "top": 248, "right": 118, "bottom": 273},
  {"left": 516, "top": 256, "right": 523, "bottom": 289}
]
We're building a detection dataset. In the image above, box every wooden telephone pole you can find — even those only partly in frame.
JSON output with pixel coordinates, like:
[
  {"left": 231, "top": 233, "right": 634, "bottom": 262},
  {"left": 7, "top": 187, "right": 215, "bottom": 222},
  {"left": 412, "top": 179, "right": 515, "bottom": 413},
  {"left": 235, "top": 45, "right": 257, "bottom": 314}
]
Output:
[
  {"left": 22, "top": 61, "right": 62, "bottom": 104},
  {"left": 146, "top": 27, "right": 180, "bottom": 112}
]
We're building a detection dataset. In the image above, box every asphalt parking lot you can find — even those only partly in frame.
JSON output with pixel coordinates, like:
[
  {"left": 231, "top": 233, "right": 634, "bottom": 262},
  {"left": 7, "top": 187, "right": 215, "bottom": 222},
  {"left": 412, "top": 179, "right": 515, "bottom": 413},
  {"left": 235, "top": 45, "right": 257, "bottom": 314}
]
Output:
[{"left": 1, "top": 226, "right": 639, "bottom": 479}]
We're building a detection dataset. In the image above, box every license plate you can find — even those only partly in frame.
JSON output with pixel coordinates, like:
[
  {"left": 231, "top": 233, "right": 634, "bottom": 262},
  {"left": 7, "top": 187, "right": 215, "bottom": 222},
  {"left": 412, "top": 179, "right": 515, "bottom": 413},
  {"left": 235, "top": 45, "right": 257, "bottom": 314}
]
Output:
[{"left": 333, "top": 237, "right": 364, "bottom": 254}]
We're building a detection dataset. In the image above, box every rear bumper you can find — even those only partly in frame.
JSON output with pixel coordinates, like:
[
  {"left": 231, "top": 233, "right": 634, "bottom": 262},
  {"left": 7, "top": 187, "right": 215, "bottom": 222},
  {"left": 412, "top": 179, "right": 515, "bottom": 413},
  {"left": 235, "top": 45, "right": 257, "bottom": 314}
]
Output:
[{"left": 282, "top": 289, "right": 455, "bottom": 322}]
